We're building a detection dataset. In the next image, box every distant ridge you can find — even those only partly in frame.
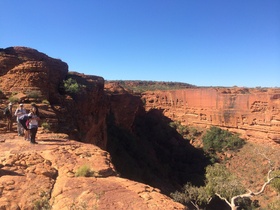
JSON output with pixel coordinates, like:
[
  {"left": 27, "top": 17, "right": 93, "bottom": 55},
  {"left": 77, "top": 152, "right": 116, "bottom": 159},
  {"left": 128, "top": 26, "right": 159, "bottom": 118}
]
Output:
[{"left": 105, "top": 80, "right": 196, "bottom": 93}]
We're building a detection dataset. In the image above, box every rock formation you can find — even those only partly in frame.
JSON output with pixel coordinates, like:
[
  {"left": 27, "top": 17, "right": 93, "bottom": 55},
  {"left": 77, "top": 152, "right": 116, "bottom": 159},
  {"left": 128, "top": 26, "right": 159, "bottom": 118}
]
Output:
[
  {"left": 0, "top": 47, "right": 68, "bottom": 103},
  {"left": 142, "top": 88, "right": 280, "bottom": 144},
  {"left": 0, "top": 133, "right": 185, "bottom": 209}
]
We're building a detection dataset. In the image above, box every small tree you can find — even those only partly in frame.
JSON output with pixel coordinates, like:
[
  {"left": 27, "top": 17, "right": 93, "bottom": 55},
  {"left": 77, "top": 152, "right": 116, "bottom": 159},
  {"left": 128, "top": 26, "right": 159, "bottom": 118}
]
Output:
[
  {"left": 171, "top": 159, "right": 280, "bottom": 210},
  {"left": 215, "top": 154, "right": 280, "bottom": 210},
  {"left": 171, "top": 182, "right": 211, "bottom": 210},
  {"left": 171, "top": 164, "right": 245, "bottom": 210}
]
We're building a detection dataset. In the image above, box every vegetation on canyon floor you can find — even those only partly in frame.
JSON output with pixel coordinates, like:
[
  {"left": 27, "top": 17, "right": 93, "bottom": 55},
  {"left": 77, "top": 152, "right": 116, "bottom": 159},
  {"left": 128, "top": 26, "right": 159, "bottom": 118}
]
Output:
[{"left": 169, "top": 123, "right": 280, "bottom": 210}]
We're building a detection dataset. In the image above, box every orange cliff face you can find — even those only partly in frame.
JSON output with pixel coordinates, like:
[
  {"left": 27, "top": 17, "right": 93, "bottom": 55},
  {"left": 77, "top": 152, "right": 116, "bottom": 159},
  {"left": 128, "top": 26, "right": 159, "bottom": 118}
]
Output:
[{"left": 142, "top": 87, "right": 280, "bottom": 144}]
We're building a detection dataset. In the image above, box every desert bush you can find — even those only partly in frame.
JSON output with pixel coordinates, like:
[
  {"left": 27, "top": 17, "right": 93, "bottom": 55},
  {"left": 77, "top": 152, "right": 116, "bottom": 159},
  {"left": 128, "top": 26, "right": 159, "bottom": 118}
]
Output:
[
  {"left": 27, "top": 90, "right": 40, "bottom": 99},
  {"left": 75, "top": 165, "right": 94, "bottom": 177},
  {"left": 63, "top": 78, "right": 81, "bottom": 94},
  {"left": 169, "top": 121, "right": 202, "bottom": 141},
  {"left": 202, "top": 126, "right": 245, "bottom": 153},
  {"left": 9, "top": 96, "right": 19, "bottom": 103},
  {"left": 271, "top": 170, "right": 280, "bottom": 193},
  {"left": 171, "top": 182, "right": 209, "bottom": 207},
  {"left": 42, "top": 99, "right": 50, "bottom": 105},
  {"left": 41, "top": 122, "right": 51, "bottom": 130},
  {"left": 33, "top": 191, "right": 51, "bottom": 210}
]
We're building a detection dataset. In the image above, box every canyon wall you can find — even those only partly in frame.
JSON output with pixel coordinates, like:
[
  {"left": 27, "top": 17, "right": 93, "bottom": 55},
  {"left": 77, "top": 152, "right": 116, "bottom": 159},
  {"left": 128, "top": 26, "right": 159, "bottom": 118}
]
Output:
[{"left": 142, "top": 88, "right": 280, "bottom": 143}]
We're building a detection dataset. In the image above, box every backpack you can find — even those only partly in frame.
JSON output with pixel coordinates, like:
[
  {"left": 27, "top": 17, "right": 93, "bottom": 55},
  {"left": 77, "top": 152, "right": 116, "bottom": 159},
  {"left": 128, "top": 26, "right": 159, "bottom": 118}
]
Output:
[{"left": 3, "top": 107, "right": 11, "bottom": 116}]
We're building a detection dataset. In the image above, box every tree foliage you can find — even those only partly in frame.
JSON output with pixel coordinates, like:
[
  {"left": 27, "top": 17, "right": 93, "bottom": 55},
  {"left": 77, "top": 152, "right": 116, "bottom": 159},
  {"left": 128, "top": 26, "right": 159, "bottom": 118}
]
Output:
[
  {"left": 271, "top": 170, "right": 280, "bottom": 193},
  {"left": 205, "top": 164, "right": 246, "bottom": 200},
  {"left": 171, "top": 164, "right": 246, "bottom": 209},
  {"left": 202, "top": 126, "right": 245, "bottom": 153}
]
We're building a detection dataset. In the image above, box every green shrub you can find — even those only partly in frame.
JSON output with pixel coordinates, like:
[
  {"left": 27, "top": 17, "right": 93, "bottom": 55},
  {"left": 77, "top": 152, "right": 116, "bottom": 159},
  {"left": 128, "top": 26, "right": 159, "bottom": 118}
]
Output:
[
  {"left": 42, "top": 99, "right": 50, "bottom": 105},
  {"left": 9, "top": 96, "right": 19, "bottom": 103},
  {"left": 27, "top": 91, "right": 40, "bottom": 99},
  {"left": 169, "top": 121, "right": 202, "bottom": 141},
  {"left": 271, "top": 170, "right": 280, "bottom": 193},
  {"left": 75, "top": 165, "right": 94, "bottom": 177},
  {"left": 202, "top": 126, "right": 245, "bottom": 153},
  {"left": 33, "top": 191, "right": 51, "bottom": 210},
  {"left": 63, "top": 78, "right": 81, "bottom": 94},
  {"left": 41, "top": 122, "right": 51, "bottom": 130}
]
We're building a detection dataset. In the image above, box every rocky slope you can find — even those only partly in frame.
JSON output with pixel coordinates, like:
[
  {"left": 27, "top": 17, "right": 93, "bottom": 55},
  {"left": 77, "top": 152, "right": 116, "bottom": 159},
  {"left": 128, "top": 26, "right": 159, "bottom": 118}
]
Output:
[{"left": 0, "top": 132, "right": 185, "bottom": 210}]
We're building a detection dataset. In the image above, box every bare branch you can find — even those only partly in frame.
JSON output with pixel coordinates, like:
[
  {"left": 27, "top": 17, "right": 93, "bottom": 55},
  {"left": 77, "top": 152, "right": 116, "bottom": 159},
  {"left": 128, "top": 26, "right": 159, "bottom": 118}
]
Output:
[
  {"left": 215, "top": 193, "right": 231, "bottom": 207},
  {"left": 217, "top": 152, "right": 280, "bottom": 210},
  {"left": 190, "top": 200, "right": 200, "bottom": 210}
]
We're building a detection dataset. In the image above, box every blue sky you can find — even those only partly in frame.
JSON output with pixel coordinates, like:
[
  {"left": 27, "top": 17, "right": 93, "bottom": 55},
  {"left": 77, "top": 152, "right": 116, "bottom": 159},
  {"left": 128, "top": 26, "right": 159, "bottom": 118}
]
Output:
[{"left": 1, "top": 0, "right": 279, "bottom": 87}]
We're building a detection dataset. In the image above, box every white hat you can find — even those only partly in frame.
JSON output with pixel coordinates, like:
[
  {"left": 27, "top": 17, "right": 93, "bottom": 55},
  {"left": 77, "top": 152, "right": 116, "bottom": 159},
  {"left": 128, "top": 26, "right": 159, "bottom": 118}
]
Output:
[
  {"left": 8, "top": 102, "right": 12, "bottom": 106},
  {"left": 19, "top": 103, "right": 23, "bottom": 106}
]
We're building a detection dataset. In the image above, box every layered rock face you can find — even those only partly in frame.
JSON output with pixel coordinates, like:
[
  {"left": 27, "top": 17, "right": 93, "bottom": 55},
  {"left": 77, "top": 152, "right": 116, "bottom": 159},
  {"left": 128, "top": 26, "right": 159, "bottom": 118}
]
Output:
[
  {"left": 0, "top": 47, "right": 68, "bottom": 103},
  {"left": 142, "top": 88, "right": 280, "bottom": 143},
  {"left": 0, "top": 47, "right": 108, "bottom": 149}
]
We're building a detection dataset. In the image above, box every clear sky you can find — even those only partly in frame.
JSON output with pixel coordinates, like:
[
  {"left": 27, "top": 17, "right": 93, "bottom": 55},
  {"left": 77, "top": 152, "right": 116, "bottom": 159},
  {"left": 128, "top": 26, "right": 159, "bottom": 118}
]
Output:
[{"left": 1, "top": 0, "right": 279, "bottom": 87}]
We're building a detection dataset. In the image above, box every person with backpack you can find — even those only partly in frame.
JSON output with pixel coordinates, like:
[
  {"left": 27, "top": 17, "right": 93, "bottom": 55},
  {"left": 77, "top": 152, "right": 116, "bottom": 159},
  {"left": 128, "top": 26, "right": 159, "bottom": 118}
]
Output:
[
  {"left": 4, "top": 102, "right": 13, "bottom": 131},
  {"left": 18, "top": 113, "right": 32, "bottom": 140},
  {"left": 14, "top": 103, "right": 27, "bottom": 136}
]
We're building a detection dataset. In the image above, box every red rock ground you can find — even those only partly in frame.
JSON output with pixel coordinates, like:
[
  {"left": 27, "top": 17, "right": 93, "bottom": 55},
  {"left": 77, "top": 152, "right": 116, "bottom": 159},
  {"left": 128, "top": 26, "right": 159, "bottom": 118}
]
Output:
[{"left": 0, "top": 130, "right": 186, "bottom": 210}]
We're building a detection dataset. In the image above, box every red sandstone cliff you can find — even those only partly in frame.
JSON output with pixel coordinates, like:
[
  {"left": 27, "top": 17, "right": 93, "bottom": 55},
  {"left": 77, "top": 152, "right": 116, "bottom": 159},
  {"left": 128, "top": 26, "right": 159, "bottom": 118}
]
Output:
[
  {"left": 0, "top": 47, "right": 68, "bottom": 103},
  {"left": 141, "top": 88, "right": 280, "bottom": 144},
  {"left": 0, "top": 47, "right": 108, "bottom": 149}
]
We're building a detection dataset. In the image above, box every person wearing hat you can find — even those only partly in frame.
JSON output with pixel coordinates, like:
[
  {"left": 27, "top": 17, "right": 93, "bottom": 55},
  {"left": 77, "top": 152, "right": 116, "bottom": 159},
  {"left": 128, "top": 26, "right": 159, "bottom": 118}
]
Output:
[{"left": 14, "top": 103, "right": 27, "bottom": 136}]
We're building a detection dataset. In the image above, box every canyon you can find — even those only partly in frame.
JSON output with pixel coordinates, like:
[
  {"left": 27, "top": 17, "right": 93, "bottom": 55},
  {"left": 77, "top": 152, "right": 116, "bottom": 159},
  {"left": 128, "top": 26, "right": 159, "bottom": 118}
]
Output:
[{"left": 0, "top": 46, "right": 279, "bottom": 209}]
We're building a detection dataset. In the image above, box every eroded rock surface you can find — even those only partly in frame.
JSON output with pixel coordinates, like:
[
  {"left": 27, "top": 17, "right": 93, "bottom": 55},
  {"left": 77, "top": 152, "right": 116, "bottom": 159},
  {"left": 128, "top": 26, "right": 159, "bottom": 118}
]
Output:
[
  {"left": 0, "top": 133, "right": 185, "bottom": 210},
  {"left": 0, "top": 47, "right": 68, "bottom": 103},
  {"left": 142, "top": 88, "right": 280, "bottom": 144}
]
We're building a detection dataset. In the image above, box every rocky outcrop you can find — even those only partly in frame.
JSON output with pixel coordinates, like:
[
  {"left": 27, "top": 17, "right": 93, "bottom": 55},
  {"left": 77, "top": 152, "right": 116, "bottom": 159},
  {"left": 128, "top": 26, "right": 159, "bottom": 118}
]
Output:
[
  {"left": 0, "top": 133, "right": 185, "bottom": 210},
  {"left": 0, "top": 47, "right": 108, "bottom": 149},
  {"left": 142, "top": 88, "right": 280, "bottom": 143},
  {"left": 0, "top": 47, "right": 68, "bottom": 103}
]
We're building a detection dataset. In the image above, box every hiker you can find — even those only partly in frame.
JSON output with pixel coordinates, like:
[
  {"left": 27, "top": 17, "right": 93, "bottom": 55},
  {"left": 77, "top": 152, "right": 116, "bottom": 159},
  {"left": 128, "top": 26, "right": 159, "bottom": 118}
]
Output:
[
  {"left": 14, "top": 103, "right": 27, "bottom": 136},
  {"left": 18, "top": 113, "right": 31, "bottom": 131},
  {"left": 4, "top": 102, "right": 13, "bottom": 131},
  {"left": 30, "top": 103, "right": 39, "bottom": 116},
  {"left": 28, "top": 107, "right": 40, "bottom": 144}
]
